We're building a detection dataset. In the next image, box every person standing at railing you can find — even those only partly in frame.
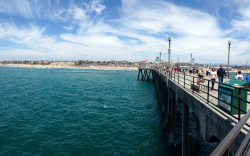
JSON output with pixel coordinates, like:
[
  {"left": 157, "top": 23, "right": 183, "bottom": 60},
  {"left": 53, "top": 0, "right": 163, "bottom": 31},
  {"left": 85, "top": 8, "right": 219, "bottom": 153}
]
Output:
[
  {"left": 235, "top": 71, "right": 243, "bottom": 80},
  {"left": 197, "top": 73, "right": 205, "bottom": 84},
  {"left": 217, "top": 64, "right": 227, "bottom": 83},
  {"left": 246, "top": 74, "right": 250, "bottom": 89},
  {"left": 196, "top": 67, "right": 199, "bottom": 75},
  {"left": 209, "top": 67, "right": 217, "bottom": 91},
  {"left": 206, "top": 67, "right": 211, "bottom": 76},
  {"left": 189, "top": 67, "right": 192, "bottom": 75},
  {"left": 177, "top": 66, "right": 180, "bottom": 72},
  {"left": 185, "top": 67, "right": 188, "bottom": 75}
]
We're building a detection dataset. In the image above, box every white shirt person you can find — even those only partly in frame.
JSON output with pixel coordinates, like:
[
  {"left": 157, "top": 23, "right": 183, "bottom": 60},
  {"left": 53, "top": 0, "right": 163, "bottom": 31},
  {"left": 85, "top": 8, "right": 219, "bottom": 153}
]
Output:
[{"left": 235, "top": 71, "right": 243, "bottom": 80}]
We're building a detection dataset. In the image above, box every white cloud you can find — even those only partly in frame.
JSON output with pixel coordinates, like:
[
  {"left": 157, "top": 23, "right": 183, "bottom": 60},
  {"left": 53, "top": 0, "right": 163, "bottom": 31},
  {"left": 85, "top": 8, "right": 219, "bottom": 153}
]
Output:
[
  {"left": 0, "top": 0, "right": 105, "bottom": 21},
  {"left": 0, "top": 0, "right": 249, "bottom": 64},
  {"left": 231, "top": 7, "right": 250, "bottom": 38},
  {"left": 89, "top": 0, "right": 106, "bottom": 14},
  {"left": 63, "top": 25, "right": 74, "bottom": 31}
]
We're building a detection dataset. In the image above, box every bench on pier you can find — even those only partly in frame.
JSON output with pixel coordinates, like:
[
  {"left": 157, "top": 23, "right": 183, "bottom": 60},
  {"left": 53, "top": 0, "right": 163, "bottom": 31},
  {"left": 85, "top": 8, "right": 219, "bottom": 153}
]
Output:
[{"left": 191, "top": 81, "right": 209, "bottom": 93}]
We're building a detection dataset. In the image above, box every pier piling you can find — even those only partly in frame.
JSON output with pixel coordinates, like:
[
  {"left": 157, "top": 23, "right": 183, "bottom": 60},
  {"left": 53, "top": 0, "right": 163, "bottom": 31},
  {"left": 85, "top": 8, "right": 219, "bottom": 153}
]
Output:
[
  {"left": 169, "top": 90, "right": 176, "bottom": 147},
  {"left": 164, "top": 88, "right": 169, "bottom": 128},
  {"left": 182, "top": 103, "right": 189, "bottom": 156},
  {"left": 196, "top": 116, "right": 200, "bottom": 145}
]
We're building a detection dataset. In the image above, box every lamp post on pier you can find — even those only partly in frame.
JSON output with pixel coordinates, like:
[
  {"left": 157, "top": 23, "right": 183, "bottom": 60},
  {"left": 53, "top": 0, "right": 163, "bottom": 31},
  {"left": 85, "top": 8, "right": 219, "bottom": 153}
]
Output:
[
  {"left": 168, "top": 36, "right": 171, "bottom": 70},
  {"left": 190, "top": 53, "right": 192, "bottom": 65},
  {"left": 227, "top": 39, "right": 231, "bottom": 78}
]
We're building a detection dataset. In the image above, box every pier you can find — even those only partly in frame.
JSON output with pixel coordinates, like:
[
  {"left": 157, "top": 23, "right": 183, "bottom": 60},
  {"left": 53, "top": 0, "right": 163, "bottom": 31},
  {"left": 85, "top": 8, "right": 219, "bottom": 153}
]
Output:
[
  {"left": 137, "top": 68, "right": 154, "bottom": 81},
  {"left": 138, "top": 68, "right": 250, "bottom": 156}
]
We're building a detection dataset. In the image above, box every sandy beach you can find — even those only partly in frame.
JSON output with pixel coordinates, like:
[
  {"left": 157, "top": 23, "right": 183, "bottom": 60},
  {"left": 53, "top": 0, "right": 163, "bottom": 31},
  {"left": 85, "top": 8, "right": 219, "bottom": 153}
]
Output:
[{"left": 0, "top": 64, "right": 139, "bottom": 71}]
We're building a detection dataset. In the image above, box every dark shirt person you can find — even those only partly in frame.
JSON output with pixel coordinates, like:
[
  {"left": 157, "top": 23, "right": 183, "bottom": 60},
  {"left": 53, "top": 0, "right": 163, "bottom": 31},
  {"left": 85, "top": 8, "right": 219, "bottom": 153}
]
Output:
[{"left": 217, "top": 64, "right": 227, "bottom": 83}]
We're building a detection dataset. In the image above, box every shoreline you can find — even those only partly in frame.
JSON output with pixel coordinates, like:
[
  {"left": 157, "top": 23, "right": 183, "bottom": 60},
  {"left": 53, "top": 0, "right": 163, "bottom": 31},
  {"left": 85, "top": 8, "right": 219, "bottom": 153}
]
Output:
[{"left": 0, "top": 64, "right": 139, "bottom": 71}]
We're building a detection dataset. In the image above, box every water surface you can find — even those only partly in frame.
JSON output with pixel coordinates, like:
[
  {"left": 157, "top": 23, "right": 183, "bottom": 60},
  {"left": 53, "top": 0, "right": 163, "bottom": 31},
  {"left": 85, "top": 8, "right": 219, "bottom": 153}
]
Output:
[{"left": 0, "top": 66, "right": 216, "bottom": 155}]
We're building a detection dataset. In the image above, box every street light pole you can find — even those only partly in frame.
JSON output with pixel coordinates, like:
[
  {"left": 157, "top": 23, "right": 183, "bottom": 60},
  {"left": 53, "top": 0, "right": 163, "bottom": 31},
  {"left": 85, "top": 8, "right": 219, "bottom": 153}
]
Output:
[
  {"left": 168, "top": 36, "right": 171, "bottom": 70},
  {"left": 160, "top": 51, "right": 161, "bottom": 73},
  {"left": 190, "top": 53, "right": 192, "bottom": 65},
  {"left": 227, "top": 39, "right": 231, "bottom": 78}
]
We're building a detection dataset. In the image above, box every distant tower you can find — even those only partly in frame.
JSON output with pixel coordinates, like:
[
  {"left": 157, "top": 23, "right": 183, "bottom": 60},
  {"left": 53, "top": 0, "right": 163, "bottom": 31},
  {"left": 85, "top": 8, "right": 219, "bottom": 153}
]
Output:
[{"left": 52, "top": 58, "right": 53, "bottom": 63}]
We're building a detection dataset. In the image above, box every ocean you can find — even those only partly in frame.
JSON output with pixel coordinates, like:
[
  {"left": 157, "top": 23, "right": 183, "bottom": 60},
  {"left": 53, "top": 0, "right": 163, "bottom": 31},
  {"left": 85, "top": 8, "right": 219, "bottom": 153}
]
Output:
[{"left": 0, "top": 66, "right": 216, "bottom": 156}]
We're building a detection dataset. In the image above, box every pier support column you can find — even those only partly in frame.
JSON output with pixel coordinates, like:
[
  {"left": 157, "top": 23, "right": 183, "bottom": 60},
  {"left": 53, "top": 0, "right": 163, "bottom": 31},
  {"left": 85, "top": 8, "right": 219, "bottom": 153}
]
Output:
[
  {"left": 169, "top": 90, "right": 176, "bottom": 147},
  {"left": 142, "top": 70, "right": 145, "bottom": 81},
  {"left": 182, "top": 103, "right": 189, "bottom": 156},
  {"left": 148, "top": 70, "right": 151, "bottom": 82},
  {"left": 164, "top": 88, "right": 169, "bottom": 128},
  {"left": 160, "top": 78, "right": 162, "bottom": 100},
  {"left": 137, "top": 70, "right": 140, "bottom": 80},
  {"left": 196, "top": 116, "right": 200, "bottom": 145},
  {"left": 162, "top": 83, "right": 165, "bottom": 113},
  {"left": 157, "top": 75, "right": 159, "bottom": 95},
  {"left": 177, "top": 99, "right": 181, "bottom": 115}
]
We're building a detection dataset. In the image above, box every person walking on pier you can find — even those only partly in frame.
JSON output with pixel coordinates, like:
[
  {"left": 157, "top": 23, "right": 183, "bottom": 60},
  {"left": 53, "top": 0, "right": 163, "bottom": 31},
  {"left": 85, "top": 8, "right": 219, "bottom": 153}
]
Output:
[
  {"left": 217, "top": 64, "right": 227, "bottom": 83},
  {"left": 209, "top": 67, "right": 217, "bottom": 91}
]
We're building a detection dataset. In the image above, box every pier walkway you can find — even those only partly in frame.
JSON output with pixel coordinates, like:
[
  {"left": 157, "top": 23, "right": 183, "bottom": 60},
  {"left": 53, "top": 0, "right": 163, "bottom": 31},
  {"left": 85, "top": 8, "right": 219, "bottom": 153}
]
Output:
[{"left": 138, "top": 68, "right": 250, "bottom": 156}]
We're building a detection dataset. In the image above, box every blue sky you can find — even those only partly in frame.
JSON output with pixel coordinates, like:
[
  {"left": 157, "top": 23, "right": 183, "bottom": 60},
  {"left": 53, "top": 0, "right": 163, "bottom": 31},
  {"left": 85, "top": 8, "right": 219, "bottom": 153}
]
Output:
[{"left": 0, "top": 0, "right": 250, "bottom": 64}]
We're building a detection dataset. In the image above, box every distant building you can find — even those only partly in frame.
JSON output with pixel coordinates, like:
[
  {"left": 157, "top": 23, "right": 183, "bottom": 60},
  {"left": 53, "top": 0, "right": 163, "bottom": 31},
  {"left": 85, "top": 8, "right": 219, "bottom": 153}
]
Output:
[
  {"left": 133, "top": 62, "right": 139, "bottom": 66},
  {"left": 121, "top": 60, "right": 128, "bottom": 66},
  {"left": 161, "top": 61, "right": 168, "bottom": 66},
  {"left": 140, "top": 60, "right": 151, "bottom": 68},
  {"left": 50, "top": 61, "right": 75, "bottom": 66}
]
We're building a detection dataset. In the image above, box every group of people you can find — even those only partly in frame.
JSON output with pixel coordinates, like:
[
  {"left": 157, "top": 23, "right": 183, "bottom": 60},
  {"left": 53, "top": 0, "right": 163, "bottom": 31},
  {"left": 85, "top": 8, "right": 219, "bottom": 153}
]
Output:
[
  {"left": 161, "top": 64, "right": 250, "bottom": 90},
  {"left": 198, "top": 64, "right": 250, "bottom": 91},
  {"left": 235, "top": 71, "right": 250, "bottom": 89}
]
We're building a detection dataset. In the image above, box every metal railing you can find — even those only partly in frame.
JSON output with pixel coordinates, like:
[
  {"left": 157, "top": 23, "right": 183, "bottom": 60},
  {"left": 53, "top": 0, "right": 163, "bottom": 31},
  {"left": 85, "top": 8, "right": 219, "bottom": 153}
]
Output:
[
  {"left": 157, "top": 69, "right": 250, "bottom": 122},
  {"left": 155, "top": 68, "right": 250, "bottom": 156},
  {"left": 211, "top": 109, "right": 250, "bottom": 156}
]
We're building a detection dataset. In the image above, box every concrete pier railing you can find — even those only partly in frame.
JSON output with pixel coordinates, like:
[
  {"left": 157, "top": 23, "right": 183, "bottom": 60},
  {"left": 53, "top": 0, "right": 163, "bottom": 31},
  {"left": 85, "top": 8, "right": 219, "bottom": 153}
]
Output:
[{"left": 137, "top": 68, "right": 250, "bottom": 156}]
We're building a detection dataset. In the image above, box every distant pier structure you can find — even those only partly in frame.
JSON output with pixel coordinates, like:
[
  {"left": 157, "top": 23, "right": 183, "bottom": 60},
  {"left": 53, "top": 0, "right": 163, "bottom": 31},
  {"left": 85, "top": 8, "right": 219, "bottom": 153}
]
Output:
[{"left": 137, "top": 68, "right": 154, "bottom": 81}]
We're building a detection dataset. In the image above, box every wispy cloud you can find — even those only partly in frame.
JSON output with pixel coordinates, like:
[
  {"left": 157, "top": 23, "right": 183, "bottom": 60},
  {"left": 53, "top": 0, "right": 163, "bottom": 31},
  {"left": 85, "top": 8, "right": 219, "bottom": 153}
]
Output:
[
  {"left": 63, "top": 25, "right": 74, "bottom": 31},
  {"left": 0, "top": 0, "right": 105, "bottom": 21},
  {"left": 0, "top": 0, "right": 249, "bottom": 64}
]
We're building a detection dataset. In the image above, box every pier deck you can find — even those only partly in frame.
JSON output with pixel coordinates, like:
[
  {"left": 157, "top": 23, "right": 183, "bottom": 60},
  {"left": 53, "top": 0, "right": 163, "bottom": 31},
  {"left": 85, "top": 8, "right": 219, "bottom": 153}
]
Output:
[
  {"left": 138, "top": 68, "right": 250, "bottom": 155},
  {"left": 158, "top": 69, "right": 250, "bottom": 127}
]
